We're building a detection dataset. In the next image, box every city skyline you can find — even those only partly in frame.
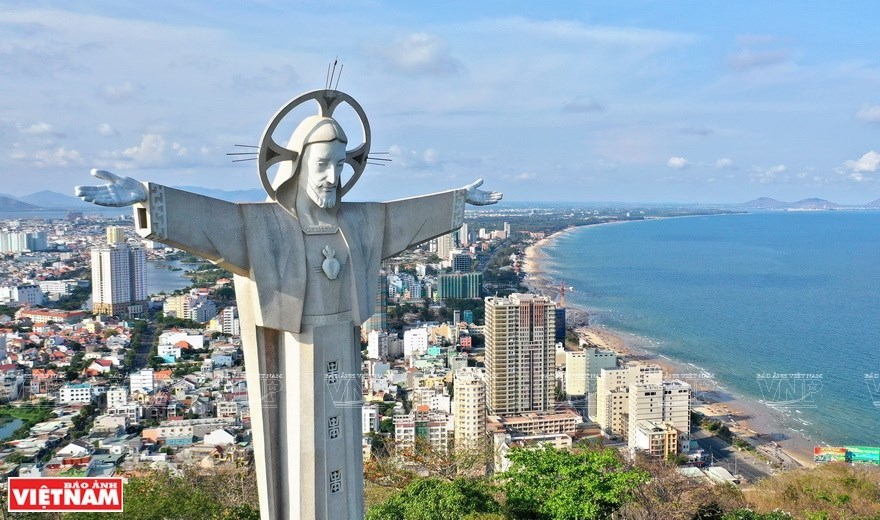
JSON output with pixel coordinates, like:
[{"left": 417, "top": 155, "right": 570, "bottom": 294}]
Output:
[{"left": 4, "top": 2, "right": 880, "bottom": 204}]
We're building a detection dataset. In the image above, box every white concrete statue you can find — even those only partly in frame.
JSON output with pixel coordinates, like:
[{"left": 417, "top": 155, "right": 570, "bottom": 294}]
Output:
[{"left": 76, "top": 89, "right": 501, "bottom": 520}]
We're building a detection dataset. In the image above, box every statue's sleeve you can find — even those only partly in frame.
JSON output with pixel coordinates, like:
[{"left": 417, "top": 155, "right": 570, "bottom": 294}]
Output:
[
  {"left": 381, "top": 187, "right": 467, "bottom": 260},
  {"left": 132, "top": 183, "right": 249, "bottom": 275}
]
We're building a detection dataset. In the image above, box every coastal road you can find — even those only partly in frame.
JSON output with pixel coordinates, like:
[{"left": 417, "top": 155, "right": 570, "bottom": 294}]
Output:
[{"left": 692, "top": 431, "right": 774, "bottom": 483}]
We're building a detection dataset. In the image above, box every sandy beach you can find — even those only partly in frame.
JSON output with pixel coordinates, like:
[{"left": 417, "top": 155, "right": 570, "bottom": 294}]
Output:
[{"left": 522, "top": 226, "right": 817, "bottom": 469}]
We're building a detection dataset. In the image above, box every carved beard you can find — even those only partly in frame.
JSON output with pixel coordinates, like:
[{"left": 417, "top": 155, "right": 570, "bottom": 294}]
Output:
[{"left": 309, "top": 185, "right": 337, "bottom": 209}]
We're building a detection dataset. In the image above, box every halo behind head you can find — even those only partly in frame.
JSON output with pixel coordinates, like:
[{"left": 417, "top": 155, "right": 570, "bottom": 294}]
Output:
[{"left": 258, "top": 89, "right": 371, "bottom": 202}]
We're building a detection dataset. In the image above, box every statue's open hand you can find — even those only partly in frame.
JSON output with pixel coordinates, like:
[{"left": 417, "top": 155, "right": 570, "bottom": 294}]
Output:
[
  {"left": 464, "top": 179, "right": 502, "bottom": 206},
  {"left": 74, "top": 169, "right": 148, "bottom": 207}
]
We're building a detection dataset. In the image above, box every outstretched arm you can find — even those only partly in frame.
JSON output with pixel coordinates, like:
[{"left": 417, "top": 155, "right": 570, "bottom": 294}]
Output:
[
  {"left": 75, "top": 168, "right": 249, "bottom": 275},
  {"left": 381, "top": 179, "right": 502, "bottom": 259},
  {"left": 75, "top": 169, "right": 148, "bottom": 207}
]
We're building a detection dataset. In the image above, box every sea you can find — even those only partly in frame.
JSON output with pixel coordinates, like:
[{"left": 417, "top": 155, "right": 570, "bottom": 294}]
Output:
[
  {"left": 543, "top": 210, "right": 880, "bottom": 448},
  {"left": 146, "top": 259, "right": 196, "bottom": 295}
]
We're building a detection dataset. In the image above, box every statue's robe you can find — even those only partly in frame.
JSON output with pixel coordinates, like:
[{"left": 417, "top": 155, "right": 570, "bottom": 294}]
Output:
[{"left": 134, "top": 183, "right": 466, "bottom": 520}]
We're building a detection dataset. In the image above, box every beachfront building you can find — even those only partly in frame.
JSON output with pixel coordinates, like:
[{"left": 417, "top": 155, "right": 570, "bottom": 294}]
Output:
[
  {"left": 565, "top": 350, "right": 587, "bottom": 396},
  {"left": 454, "top": 367, "right": 487, "bottom": 450},
  {"left": 595, "top": 362, "right": 663, "bottom": 437},
  {"left": 565, "top": 346, "right": 618, "bottom": 408},
  {"left": 631, "top": 420, "right": 679, "bottom": 458},
  {"left": 485, "top": 293, "right": 556, "bottom": 416},
  {"left": 627, "top": 380, "right": 691, "bottom": 454},
  {"left": 585, "top": 347, "right": 619, "bottom": 419}
]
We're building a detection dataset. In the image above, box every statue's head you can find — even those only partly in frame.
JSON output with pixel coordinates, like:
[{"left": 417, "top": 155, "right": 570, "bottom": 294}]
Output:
[{"left": 272, "top": 115, "right": 348, "bottom": 210}]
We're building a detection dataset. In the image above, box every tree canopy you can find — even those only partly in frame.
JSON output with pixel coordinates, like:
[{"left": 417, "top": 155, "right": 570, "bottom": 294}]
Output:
[
  {"left": 501, "top": 445, "right": 649, "bottom": 520},
  {"left": 366, "top": 477, "right": 500, "bottom": 520}
]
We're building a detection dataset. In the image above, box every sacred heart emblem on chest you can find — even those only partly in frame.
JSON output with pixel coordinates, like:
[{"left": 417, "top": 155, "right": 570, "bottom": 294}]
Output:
[{"left": 321, "top": 245, "right": 341, "bottom": 280}]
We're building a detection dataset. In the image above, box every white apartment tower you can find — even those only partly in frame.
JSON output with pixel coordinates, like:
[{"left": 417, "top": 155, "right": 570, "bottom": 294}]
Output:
[
  {"left": 367, "top": 330, "right": 389, "bottom": 360},
  {"left": 454, "top": 367, "right": 487, "bottom": 450},
  {"left": 91, "top": 237, "right": 147, "bottom": 317},
  {"left": 436, "top": 232, "right": 456, "bottom": 262},
  {"left": 595, "top": 363, "right": 663, "bottom": 437},
  {"left": 627, "top": 380, "right": 691, "bottom": 452},
  {"left": 485, "top": 293, "right": 556, "bottom": 416},
  {"left": 585, "top": 347, "right": 618, "bottom": 419},
  {"left": 565, "top": 350, "right": 587, "bottom": 396}
]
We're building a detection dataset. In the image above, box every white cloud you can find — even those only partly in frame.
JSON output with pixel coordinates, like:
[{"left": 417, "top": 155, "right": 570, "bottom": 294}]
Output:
[
  {"left": 33, "top": 146, "right": 83, "bottom": 167},
  {"left": 840, "top": 150, "right": 880, "bottom": 182},
  {"left": 514, "top": 172, "right": 536, "bottom": 181},
  {"left": 120, "top": 134, "right": 167, "bottom": 166},
  {"left": 388, "top": 144, "right": 440, "bottom": 169},
  {"left": 728, "top": 49, "right": 791, "bottom": 71},
  {"left": 21, "top": 122, "right": 54, "bottom": 136},
  {"left": 172, "top": 142, "right": 188, "bottom": 157},
  {"left": 667, "top": 156, "right": 689, "bottom": 169},
  {"left": 750, "top": 164, "right": 787, "bottom": 184},
  {"left": 380, "top": 33, "right": 461, "bottom": 76},
  {"left": 715, "top": 157, "right": 735, "bottom": 169},
  {"left": 98, "top": 123, "right": 118, "bottom": 137},
  {"left": 855, "top": 105, "right": 880, "bottom": 124},
  {"left": 100, "top": 81, "right": 139, "bottom": 102}
]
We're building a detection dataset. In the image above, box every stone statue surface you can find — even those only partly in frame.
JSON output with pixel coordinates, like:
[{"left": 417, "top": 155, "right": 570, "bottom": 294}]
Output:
[{"left": 75, "top": 89, "right": 501, "bottom": 520}]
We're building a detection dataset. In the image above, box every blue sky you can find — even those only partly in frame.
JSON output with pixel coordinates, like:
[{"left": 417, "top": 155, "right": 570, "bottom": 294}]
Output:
[{"left": 3, "top": 1, "right": 880, "bottom": 204}]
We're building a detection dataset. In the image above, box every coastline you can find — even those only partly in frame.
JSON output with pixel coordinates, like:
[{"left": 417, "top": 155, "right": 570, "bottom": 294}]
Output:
[{"left": 523, "top": 224, "right": 817, "bottom": 470}]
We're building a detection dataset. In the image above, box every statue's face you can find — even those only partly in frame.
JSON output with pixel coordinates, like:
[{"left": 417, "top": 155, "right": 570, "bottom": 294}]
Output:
[{"left": 299, "top": 140, "right": 346, "bottom": 209}]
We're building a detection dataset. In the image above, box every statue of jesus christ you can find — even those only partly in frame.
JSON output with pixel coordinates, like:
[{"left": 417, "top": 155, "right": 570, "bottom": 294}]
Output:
[{"left": 75, "top": 88, "right": 501, "bottom": 520}]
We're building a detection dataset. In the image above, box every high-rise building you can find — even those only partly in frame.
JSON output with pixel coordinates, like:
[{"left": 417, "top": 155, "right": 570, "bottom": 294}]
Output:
[
  {"left": 627, "top": 380, "right": 691, "bottom": 453},
  {"left": 403, "top": 327, "right": 429, "bottom": 358},
  {"left": 106, "top": 226, "right": 126, "bottom": 245},
  {"left": 565, "top": 350, "right": 587, "bottom": 396},
  {"left": 367, "top": 330, "right": 389, "bottom": 360},
  {"left": 437, "top": 272, "right": 482, "bottom": 300},
  {"left": 485, "top": 293, "right": 556, "bottom": 416},
  {"left": 91, "top": 240, "right": 147, "bottom": 317},
  {"left": 454, "top": 367, "right": 487, "bottom": 450},
  {"left": 584, "top": 347, "right": 618, "bottom": 419},
  {"left": 595, "top": 363, "right": 662, "bottom": 437},
  {"left": 503, "top": 222, "right": 511, "bottom": 237},
  {"left": 554, "top": 307, "right": 566, "bottom": 343},
  {"left": 0, "top": 231, "right": 47, "bottom": 253},
  {"left": 362, "top": 271, "right": 388, "bottom": 340},
  {"left": 458, "top": 223, "right": 470, "bottom": 246},
  {"left": 451, "top": 251, "right": 473, "bottom": 273},
  {"left": 436, "top": 232, "right": 455, "bottom": 262}
]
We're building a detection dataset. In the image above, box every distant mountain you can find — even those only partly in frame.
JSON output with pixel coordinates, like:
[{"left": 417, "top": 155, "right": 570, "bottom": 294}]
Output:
[
  {"left": 867, "top": 198, "right": 880, "bottom": 208},
  {"left": 173, "top": 186, "right": 266, "bottom": 202},
  {"left": 789, "top": 198, "right": 839, "bottom": 210},
  {"left": 740, "top": 197, "right": 845, "bottom": 209},
  {"left": 740, "top": 197, "right": 789, "bottom": 209},
  {"left": 0, "top": 196, "right": 40, "bottom": 211},
  {"left": 19, "top": 190, "right": 92, "bottom": 209}
]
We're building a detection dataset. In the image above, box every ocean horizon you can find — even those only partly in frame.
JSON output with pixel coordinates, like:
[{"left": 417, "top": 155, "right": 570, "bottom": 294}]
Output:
[{"left": 543, "top": 210, "right": 880, "bottom": 448}]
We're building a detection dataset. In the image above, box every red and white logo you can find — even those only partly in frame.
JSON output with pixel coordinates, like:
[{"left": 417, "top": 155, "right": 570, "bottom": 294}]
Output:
[{"left": 8, "top": 478, "right": 123, "bottom": 512}]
